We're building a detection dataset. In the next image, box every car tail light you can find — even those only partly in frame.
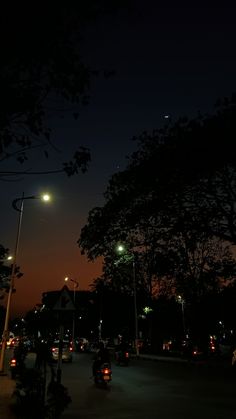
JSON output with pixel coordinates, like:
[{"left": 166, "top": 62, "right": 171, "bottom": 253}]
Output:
[
  {"left": 52, "top": 347, "right": 56, "bottom": 352},
  {"left": 69, "top": 347, "right": 73, "bottom": 352},
  {"left": 125, "top": 352, "right": 129, "bottom": 358}
]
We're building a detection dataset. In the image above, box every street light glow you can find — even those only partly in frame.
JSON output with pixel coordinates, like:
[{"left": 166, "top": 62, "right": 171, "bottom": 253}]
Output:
[
  {"left": 42, "top": 193, "right": 51, "bottom": 202},
  {"left": 117, "top": 244, "right": 125, "bottom": 252}
]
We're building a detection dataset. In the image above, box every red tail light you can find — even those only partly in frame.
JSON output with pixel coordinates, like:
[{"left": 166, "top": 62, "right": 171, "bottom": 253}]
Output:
[
  {"left": 52, "top": 348, "right": 56, "bottom": 352},
  {"left": 125, "top": 352, "right": 129, "bottom": 358},
  {"left": 69, "top": 347, "right": 73, "bottom": 352},
  {"left": 10, "top": 359, "right": 17, "bottom": 366}
]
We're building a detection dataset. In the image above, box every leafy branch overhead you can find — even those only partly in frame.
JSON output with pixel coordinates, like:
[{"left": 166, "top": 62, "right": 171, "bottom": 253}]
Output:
[{"left": 0, "top": 3, "right": 125, "bottom": 179}]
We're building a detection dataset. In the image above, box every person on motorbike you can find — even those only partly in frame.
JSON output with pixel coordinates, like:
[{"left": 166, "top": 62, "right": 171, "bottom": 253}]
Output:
[
  {"left": 115, "top": 340, "right": 129, "bottom": 364},
  {"left": 92, "top": 341, "right": 110, "bottom": 376},
  {"left": 13, "top": 339, "right": 27, "bottom": 365}
]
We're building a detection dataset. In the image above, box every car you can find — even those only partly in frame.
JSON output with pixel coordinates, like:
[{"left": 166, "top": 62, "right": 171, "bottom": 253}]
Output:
[{"left": 51, "top": 340, "right": 73, "bottom": 362}]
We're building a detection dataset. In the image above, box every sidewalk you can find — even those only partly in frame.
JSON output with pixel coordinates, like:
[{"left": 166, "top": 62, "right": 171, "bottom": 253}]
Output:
[{"left": 0, "top": 373, "right": 16, "bottom": 418}]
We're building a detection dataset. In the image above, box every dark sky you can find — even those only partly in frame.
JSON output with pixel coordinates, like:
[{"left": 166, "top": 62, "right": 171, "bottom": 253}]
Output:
[{"left": 1, "top": 2, "right": 236, "bottom": 316}]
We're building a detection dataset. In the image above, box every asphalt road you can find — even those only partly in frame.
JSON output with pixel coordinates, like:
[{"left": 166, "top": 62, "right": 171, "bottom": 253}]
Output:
[{"left": 58, "top": 352, "right": 236, "bottom": 419}]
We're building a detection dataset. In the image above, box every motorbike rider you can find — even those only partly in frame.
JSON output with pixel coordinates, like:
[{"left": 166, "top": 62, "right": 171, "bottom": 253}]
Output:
[
  {"left": 115, "top": 340, "right": 129, "bottom": 363},
  {"left": 92, "top": 341, "right": 110, "bottom": 376},
  {"left": 13, "top": 338, "right": 27, "bottom": 365}
]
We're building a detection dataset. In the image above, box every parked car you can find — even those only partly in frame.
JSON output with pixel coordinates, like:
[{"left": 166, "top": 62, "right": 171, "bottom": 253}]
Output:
[{"left": 51, "top": 340, "right": 73, "bottom": 362}]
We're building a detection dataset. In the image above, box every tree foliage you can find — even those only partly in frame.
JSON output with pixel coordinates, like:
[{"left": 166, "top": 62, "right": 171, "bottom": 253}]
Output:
[
  {"left": 0, "top": 245, "right": 11, "bottom": 299},
  {"left": 79, "top": 96, "right": 236, "bottom": 300},
  {"left": 0, "top": 2, "right": 130, "bottom": 180},
  {"left": 0, "top": 4, "right": 95, "bottom": 179}
]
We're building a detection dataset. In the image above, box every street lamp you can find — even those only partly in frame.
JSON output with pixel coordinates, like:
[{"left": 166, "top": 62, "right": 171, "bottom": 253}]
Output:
[
  {"left": 98, "top": 319, "right": 103, "bottom": 341},
  {"left": 64, "top": 277, "right": 79, "bottom": 348},
  {"left": 177, "top": 295, "right": 186, "bottom": 337},
  {"left": 0, "top": 192, "right": 51, "bottom": 374},
  {"left": 116, "top": 244, "right": 139, "bottom": 357}
]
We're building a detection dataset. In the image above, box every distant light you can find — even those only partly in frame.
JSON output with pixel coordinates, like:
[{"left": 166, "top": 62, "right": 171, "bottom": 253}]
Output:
[
  {"left": 42, "top": 194, "right": 51, "bottom": 202},
  {"left": 143, "top": 306, "right": 153, "bottom": 314},
  {"left": 117, "top": 245, "right": 124, "bottom": 253},
  {"left": 164, "top": 114, "right": 170, "bottom": 119},
  {"left": 64, "top": 277, "right": 69, "bottom": 282},
  {"left": 7, "top": 256, "right": 13, "bottom": 261}
]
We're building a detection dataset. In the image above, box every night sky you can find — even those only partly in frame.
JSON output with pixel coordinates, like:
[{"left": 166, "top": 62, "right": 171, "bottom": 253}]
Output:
[{"left": 1, "top": 2, "right": 236, "bottom": 316}]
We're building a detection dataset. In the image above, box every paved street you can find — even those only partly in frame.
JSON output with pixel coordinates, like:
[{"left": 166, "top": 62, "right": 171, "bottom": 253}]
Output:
[
  {"left": 60, "top": 353, "right": 236, "bottom": 419},
  {"left": 1, "top": 350, "right": 236, "bottom": 418}
]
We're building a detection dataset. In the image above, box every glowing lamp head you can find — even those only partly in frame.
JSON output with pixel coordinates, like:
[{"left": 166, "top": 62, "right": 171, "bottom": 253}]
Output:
[
  {"left": 117, "top": 244, "right": 125, "bottom": 253},
  {"left": 42, "top": 194, "right": 51, "bottom": 202}
]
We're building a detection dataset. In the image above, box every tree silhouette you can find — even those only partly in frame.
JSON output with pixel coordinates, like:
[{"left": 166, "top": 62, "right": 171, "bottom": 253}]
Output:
[{"left": 79, "top": 96, "right": 236, "bottom": 301}]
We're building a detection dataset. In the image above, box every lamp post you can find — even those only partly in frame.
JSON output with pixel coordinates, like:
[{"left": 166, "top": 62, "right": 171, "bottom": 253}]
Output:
[
  {"left": 98, "top": 319, "right": 103, "bottom": 341},
  {"left": 0, "top": 192, "right": 51, "bottom": 374},
  {"left": 116, "top": 244, "right": 139, "bottom": 357},
  {"left": 177, "top": 295, "right": 186, "bottom": 337},
  {"left": 64, "top": 277, "right": 79, "bottom": 348}
]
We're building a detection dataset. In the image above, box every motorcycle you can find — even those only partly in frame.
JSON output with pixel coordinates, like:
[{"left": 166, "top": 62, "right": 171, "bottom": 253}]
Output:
[
  {"left": 94, "top": 362, "right": 112, "bottom": 386},
  {"left": 115, "top": 350, "right": 129, "bottom": 366},
  {"left": 9, "top": 357, "right": 25, "bottom": 379}
]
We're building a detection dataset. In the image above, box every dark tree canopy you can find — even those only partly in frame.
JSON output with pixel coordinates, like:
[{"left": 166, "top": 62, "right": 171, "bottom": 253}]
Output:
[
  {"left": 0, "top": 245, "right": 11, "bottom": 299},
  {"left": 78, "top": 96, "right": 236, "bottom": 300}
]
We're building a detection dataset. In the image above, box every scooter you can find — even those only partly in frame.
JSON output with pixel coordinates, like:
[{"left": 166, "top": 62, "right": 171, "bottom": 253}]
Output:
[
  {"left": 115, "top": 350, "right": 130, "bottom": 366},
  {"left": 94, "top": 363, "right": 112, "bottom": 386},
  {"left": 9, "top": 356, "right": 25, "bottom": 379}
]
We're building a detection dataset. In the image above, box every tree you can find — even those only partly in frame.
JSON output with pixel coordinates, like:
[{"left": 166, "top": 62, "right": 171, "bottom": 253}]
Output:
[
  {"left": 0, "top": 245, "right": 11, "bottom": 300},
  {"left": 78, "top": 96, "right": 236, "bottom": 301}
]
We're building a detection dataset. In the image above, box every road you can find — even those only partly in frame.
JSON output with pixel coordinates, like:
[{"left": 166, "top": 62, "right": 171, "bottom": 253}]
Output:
[{"left": 58, "top": 352, "right": 236, "bottom": 419}]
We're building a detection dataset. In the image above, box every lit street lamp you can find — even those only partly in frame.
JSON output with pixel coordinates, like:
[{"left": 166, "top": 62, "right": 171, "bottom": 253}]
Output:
[
  {"left": 116, "top": 244, "right": 139, "bottom": 357},
  {"left": 0, "top": 192, "right": 51, "bottom": 374},
  {"left": 64, "top": 277, "right": 79, "bottom": 348}
]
